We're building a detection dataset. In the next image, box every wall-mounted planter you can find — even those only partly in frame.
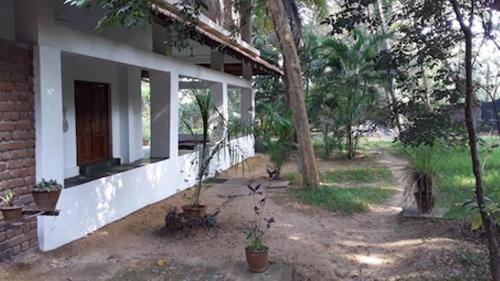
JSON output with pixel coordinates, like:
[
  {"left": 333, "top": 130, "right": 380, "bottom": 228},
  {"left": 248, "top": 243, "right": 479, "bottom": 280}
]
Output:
[
  {"left": 32, "top": 189, "right": 61, "bottom": 212},
  {"left": 0, "top": 206, "right": 23, "bottom": 223}
]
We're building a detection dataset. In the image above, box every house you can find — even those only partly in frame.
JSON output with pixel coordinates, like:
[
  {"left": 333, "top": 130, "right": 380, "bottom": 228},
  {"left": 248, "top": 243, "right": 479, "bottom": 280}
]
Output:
[{"left": 0, "top": 0, "right": 280, "bottom": 258}]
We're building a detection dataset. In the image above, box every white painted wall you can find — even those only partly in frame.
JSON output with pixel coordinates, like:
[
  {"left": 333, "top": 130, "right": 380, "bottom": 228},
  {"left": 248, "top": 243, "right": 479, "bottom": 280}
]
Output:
[
  {"left": 38, "top": 135, "right": 254, "bottom": 251},
  {"left": 62, "top": 55, "right": 144, "bottom": 177},
  {"left": 0, "top": 0, "right": 15, "bottom": 41},
  {"left": 26, "top": 0, "right": 256, "bottom": 252}
]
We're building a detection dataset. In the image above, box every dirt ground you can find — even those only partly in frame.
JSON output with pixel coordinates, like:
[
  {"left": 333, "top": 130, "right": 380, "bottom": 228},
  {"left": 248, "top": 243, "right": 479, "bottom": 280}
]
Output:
[{"left": 0, "top": 150, "right": 488, "bottom": 281}]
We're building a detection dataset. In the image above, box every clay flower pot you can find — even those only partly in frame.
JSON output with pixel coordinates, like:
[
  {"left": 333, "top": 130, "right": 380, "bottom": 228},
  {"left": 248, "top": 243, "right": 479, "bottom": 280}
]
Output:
[
  {"left": 32, "top": 189, "right": 61, "bottom": 212},
  {"left": 1, "top": 206, "right": 23, "bottom": 223},
  {"left": 245, "top": 247, "right": 269, "bottom": 273},
  {"left": 181, "top": 204, "right": 207, "bottom": 218}
]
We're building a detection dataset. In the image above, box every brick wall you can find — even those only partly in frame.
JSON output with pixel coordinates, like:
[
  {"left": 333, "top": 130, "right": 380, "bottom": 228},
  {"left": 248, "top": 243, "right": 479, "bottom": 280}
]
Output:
[{"left": 0, "top": 40, "right": 37, "bottom": 260}]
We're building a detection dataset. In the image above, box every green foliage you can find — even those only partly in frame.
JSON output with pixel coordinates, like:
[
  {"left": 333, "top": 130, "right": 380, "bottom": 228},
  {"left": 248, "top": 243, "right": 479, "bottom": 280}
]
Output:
[
  {"left": 289, "top": 164, "right": 395, "bottom": 214},
  {"left": 309, "top": 28, "right": 386, "bottom": 159},
  {"left": 398, "top": 110, "right": 467, "bottom": 147},
  {"left": 246, "top": 183, "right": 274, "bottom": 252},
  {"left": 185, "top": 90, "right": 248, "bottom": 207},
  {"left": 0, "top": 190, "right": 15, "bottom": 207},
  {"left": 34, "top": 179, "right": 62, "bottom": 192},
  {"left": 404, "top": 145, "right": 443, "bottom": 181},
  {"left": 321, "top": 167, "right": 393, "bottom": 184},
  {"left": 290, "top": 185, "right": 394, "bottom": 214},
  {"left": 141, "top": 80, "right": 151, "bottom": 145},
  {"left": 254, "top": 102, "right": 295, "bottom": 175},
  {"left": 394, "top": 139, "right": 500, "bottom": 226},
  {"left": 65, "top": 0, "right": 207, "bottom": 51}
]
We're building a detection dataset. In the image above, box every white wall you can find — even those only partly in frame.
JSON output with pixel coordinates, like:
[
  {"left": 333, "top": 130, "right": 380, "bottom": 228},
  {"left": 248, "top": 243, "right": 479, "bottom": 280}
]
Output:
[
  {"left": 38, "top": 135, "right": 254, "bottom": 251},
  {"left": 0, "top": 0, "right": 15, "bottom": 41},
  {"left": 62, "top": 55, "right": 143, "bottom": 177}
]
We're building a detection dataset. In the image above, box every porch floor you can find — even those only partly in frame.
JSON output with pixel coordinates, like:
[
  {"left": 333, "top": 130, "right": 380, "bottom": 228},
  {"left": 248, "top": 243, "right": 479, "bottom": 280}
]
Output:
[{"left": 64, "top": 157, "right": 167, "bottom": 188}]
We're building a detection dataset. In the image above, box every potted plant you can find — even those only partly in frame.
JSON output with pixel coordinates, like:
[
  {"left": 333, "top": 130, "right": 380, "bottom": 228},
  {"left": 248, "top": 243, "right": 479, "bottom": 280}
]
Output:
[
  {"left": 245, "top": 183, "right": 275, "bottom": 273},
  {"left": 405, "top": 145, "right": 441, "bottom": 214},
  {"left": 180, "top": 90, "right": 246, "bottom": 217},
  {"left": 33, "top": 179, "right": 62, "bottom": 212},
  {"left": 0, "top": 190, "right": 23, "bottom": 223}
]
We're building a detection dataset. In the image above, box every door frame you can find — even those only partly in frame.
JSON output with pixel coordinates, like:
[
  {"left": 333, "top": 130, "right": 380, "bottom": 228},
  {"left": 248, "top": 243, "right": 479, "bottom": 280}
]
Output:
[{"left": 74, "top": 80, "right": 113, "bottom": 166}]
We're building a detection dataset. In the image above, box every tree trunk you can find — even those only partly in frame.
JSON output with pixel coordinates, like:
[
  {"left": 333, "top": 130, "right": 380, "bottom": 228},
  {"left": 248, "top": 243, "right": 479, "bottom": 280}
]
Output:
[
  {"left": 450, "top": 1, "right": 500, "bottom": 280},
  {"left": 346, "top": 125, "right": 354, "bottom": 160},
  {"left": 267, "top": 0, "right": 320, "bottom": 188}
]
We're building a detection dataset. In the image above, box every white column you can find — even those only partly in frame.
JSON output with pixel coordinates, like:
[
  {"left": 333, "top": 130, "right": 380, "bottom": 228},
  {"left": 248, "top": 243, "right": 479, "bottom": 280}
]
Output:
[
  {"left": 150, "top": 71, "right": 178, "bottom": 159},
  {"left": 169, "top": 72, "right": 179, "bottom": 160},
  {"left": 127, "top": 67, "right": 143, "bottom": 162},
  {"left": 210, "top": 82, "right": 228, "bottom": 138},
  {"left": 240, "top": 88, "right": 255, "bottom": 124},
  {"left": 34, "top": 45, "right": 64, "bottom": 185}
]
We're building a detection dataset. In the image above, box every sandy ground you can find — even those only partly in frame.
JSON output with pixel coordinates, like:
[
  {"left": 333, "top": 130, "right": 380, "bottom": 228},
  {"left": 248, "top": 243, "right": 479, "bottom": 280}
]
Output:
[{"left": 0, "top": 151, "right": 486, "bottom": 281}]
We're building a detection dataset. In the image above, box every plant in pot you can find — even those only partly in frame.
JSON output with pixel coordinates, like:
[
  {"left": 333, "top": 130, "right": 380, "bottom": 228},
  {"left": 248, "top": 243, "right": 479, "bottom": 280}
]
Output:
[
  {"left": 245, "top": 183, "right": 275, "bottom": 273},
  {"left": 404, "top": 145, "right": 442, "bottom": 214},
  {"left": 180, "top": 89, "right": 247, "bottom": 218},
  {"left": 33, "top": 179, "right": 62, "bottom": 212},
  {"left": 262, "top": 108, "right": 294, "bottom": 181},
  {"left": 0, "top": 190, "right": 23, "bottom": 223}
]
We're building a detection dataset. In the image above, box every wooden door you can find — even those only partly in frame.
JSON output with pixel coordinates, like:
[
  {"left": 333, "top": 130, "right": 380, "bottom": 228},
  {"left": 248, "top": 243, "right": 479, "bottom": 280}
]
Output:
[{"left": 75, "top": 81, "right": 111, "bottom": 165}]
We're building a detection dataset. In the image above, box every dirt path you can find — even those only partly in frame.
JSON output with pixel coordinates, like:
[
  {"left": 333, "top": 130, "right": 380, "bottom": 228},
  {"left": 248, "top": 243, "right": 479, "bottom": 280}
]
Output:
[{"left": 0, "top": 151, "right": 483, "bottom": 281}]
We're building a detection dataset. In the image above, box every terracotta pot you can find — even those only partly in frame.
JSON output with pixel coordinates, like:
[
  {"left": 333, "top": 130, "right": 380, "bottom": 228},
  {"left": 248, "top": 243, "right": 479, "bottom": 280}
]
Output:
[
  {"left": 414, "top": 191, "right": 434, "bottom": 214},
  {"left": 245, "top": 247, "right": 269, "bottom": 273},
  {"left": 32, "top": 190, "right": 61, "bottom": 212},
  {"left": 1, "top": 206, "right": 23, "bottom": 223},
  {"left": 181, "top": 205, "right": 207, "bottom": 218}
]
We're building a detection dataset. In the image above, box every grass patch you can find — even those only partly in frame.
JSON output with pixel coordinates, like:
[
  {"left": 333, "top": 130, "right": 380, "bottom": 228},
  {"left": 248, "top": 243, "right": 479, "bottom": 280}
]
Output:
[
  {"left": 385, "top": 138, "right": 500, "bottom": 219},
  {"left": 321, "top": 166, "right": 393, "bottom": 184},
  {"left": 288, "top": 165, "right": 395, "bottom": 214},
  {"left": 282, "top": 172, "right": 302, "bottom": 185},
  {"left": 289, "top": 185, "right": 394, "bottom": 214}
]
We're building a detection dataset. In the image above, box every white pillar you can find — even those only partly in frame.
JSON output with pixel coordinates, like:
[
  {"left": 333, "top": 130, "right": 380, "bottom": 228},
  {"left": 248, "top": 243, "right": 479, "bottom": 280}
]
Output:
[
  {"left": 169, "top": 73, "right": 179, "bottom": 159},
  {"left": 210, "top": 82, "right": 228, "bottom": 138},
  {"left": 127, "top": 67, "right": 143, "bottom": 162},
  {"left": 240, "top": 88, "right": 255, "bottom": 124},
  {"left": 34, "top": 45, "right": 64, "bottom": 185},
  {"left": 150, "top": 71, "right": 178, "bottom": 159}
]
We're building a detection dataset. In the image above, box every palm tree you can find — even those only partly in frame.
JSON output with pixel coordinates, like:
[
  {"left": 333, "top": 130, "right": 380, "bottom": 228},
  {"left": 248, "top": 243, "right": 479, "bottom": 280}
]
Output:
[{"left": 315, "top": 29, "right": 385, "bottom": 159}]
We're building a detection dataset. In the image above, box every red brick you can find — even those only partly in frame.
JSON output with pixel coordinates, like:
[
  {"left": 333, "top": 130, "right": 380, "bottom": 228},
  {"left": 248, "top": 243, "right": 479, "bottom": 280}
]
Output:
[
  {"left": 23, "top": 158, "right": 35, "bottom": 167},
  {"left": 0, "top": 102, "right": 14, "bottom": 112},
  {"left": 21, "top": 241, "right": 29, "bottom": 251},
  {"left": 0, "top": 82, "right": 13, "bottom": 92},
  {"left": 14, "top": 121, "right": 32, "bottom": 130},
  {"left": 11, "top": 245, "right": 21, "bottom": 255},
  {"left": 6, "top": 160, "right": 23, "bottom": 169},
  {"left": 0, "top": 122, "right": 16, "bottom": 131},
  {"left": 6, "top": 178, "right": 24, "bottom": 188},
  {"left": 13, "top": 83, "right": 31, "bottom": 92},
  {"left": 0, "top": 132, "right": 12, "bottom": 141},
  {"left": 0, "top": 42, "right": 36, "bottom": 258},
  {"left": 2, "top": 112, "right": 19, "bottom": 121}
]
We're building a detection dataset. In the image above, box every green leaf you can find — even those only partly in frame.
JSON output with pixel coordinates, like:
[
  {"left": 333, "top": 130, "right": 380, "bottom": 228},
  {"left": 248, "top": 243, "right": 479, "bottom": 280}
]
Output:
[{"left": 471, "top": 212, "right": 483, "bottom": 231}]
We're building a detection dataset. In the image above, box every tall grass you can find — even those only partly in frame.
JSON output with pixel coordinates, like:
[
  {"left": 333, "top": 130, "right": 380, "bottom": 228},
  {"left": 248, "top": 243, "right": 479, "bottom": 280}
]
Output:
[{"left": 393, "top": 138, "right": 500, "bottom": 217}]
